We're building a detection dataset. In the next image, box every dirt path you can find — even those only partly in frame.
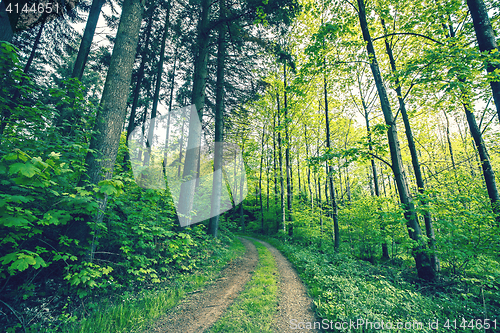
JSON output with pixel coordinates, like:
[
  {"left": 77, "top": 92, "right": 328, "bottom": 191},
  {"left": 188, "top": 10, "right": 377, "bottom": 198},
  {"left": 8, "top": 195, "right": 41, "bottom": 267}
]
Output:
[
  {"left": 247, "top": 237, "right": 323, "bottom": 333},
  {"left": 145, "top": 237, "right": 258, "bottom": 333},
  {"left": 146, "top": 236, "right": 321, "bottom": 332}
]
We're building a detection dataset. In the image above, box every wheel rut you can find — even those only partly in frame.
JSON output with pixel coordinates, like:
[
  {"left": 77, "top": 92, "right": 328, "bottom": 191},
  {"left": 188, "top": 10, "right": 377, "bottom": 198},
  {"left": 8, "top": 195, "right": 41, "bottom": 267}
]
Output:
[
  {"left": 246, "top": 237, "right": 323, "bottom": 333},
  {"left": 145, "top": 237, "right": 258, "bottom": 333}
]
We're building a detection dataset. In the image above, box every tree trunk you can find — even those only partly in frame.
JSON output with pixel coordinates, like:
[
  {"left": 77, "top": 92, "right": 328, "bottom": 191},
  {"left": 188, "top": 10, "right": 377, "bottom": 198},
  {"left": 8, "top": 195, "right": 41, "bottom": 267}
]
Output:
[
  {"left": 273, "top": 107, "right": 278, "bottom": 212},
  {"left": 467, "top": 0, "right": 500, "bottom": 123},
  {"left": 144, "top": 5, "right": 171, "bottom": 167},
  {"left": 273, "top": 108, "right": 278, "bottom": 214},
  {"left": 277, "top": 90, "right": 285, "bottom": 232},
  {"left": 317, "top": 173, "right": 323, "bottom": 238},
  {"left": 266, "top": 132, "right": 270, "bottom": 212},
  {"left": 381, "top": 18, "right": 437, "bottom": 270},
  {"left": 178, "top": 0, "right": 211, "bottom": 226},
  {"left": 444, "top": 111, "right": 457, "bottom": 169},
  {"left": 239, "top": 146, "right": 246, "bottom": 232},
  {"left": 163, "top": 48, "right": 177, "bottom": 168},
  {"left": 259, "top": 125, "right": 265, "bottom": 233},
  {"left": 177, "top": 117, "right": 185, "bottom": 178},
  {"left": 0, "top": 1, "right": 14, "bottom": 42},
  {"left": 304, "top": 124, "right": 313, "bottom": 209},
  {"left": 74, "top": 0, "right": 143, "bottom": 249},
  {"left": 208, "top": 0, "right": 226, "bottom": 237},
  {"left": 297, "top": 149, "right": 301, "bottom": 195},
  {"left": 284, "top": 64, "right": 293, "bottom": 236},
  {"left": 323, "top": 74, "right": 340, "bottom": 251},
  {"left": 81, "top": 0, "right": 143, "bottom": 185},
  {"left": 72, "top": 0, "right": 105, "bottom": 80},
  {"left": 460, "top": 82, "right": 500, "bottom": 225},
  {"left": 125, "top": 8, "right": 155, "bottom": 156},
  {"left": 357, "top": 0, "right": 435, "bottom": 280},
  {"left": 23, "top": 14, "right": 47, "bottom": 75}
]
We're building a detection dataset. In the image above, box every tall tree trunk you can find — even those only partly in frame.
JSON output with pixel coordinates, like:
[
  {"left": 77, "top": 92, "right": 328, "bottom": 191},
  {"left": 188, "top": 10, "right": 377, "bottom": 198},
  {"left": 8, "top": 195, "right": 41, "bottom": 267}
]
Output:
[
  {"left": 80, "top": 0, "right": 143, "bottom": 184},
  {"left": 0, "top": 1, "right": 14, "bottom": 42},
  {"left": 177, "top": 118, "right": 185, "bottom": 178},
  {"left": 125, "top": 13, "right": 154, "bottom": 145},
  {"left": 163, "top": 48, "right": 177, "bottom": 168},
  {"left": 178, "top": 0, "right": 211, "bottom": 226},
  {"left": 467, "top": 0, "right": 500, "bottom": 123},
  {"left": 259, "top": 125, "right": 265, "bottom": 233},
  {"left": 357, "top": 0, "right": 435, "bottom": 280},
  {"left": 273, "top": 107, "right": 278, "bottom": 212},
  {"left": 317, "top": 172, "right": 323, "bottom": 239},
  {"left": 74, "top": 0, "right": 143, "bottom": 253},
  {"left": 444, "top": 111, "right": 457, "bottom": 169},
  {"left": 239, "top": 146, "right": 246, "bottom": 232},
  {"left": 284, "top": 64, "right": 293, "bottom": 236},
  {"left": 381, "top": 18, "right": 437, "bottom": 270},
  {"left": 323, "top": 74, "right": 340, "bottom": 251},
  {"left": 266, "top": 132, "right": 270, "bottom": 212},
  {"left": 304, "top": 124, "right": 313, "bottom": 209},
  {"left": 297, "top": 149, "right": 301, "bottom": 195},
  {"left": 460, "top": 82, "right": 500, "bottom": 225},
  {"left": 277, "top": 90, "right": 285, "bottom": 232},
  {"left": 208, "top": 0, "right": 226, "bottom": 237},
  {"left": 144, "top": 5, "right": 171, "bottom": 167},
  {"left": 72, "top": 0, "right": 105, "bottom": 80},
  {"left": 23, "top": 14, "right": 47, "bottom": 76}
]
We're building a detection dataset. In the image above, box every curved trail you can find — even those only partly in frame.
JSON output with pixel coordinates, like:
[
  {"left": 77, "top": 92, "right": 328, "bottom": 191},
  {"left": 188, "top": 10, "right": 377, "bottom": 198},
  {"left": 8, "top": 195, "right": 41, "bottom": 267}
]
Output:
[
  {"left": 146, "top": 236, "right": 321, "bottom": 332},
  {"left": 146, "top": 237, "right": 258, "bottom": 333}
]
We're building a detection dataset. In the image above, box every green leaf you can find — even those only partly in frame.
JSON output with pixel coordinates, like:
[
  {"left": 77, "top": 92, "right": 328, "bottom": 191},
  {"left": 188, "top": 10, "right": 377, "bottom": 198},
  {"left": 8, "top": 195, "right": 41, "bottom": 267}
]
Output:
[
  {"left": 0, "top": 252, "right": 45, "bottom": 273},
  {"left": 1, "top": 216, "right": 30, "bottom": 227},
  {"left": 100, "top": 183, "right": 117, "bottom": 195},
  {"left": 9, "top": 162, "right": 38, "bottom": 178}
]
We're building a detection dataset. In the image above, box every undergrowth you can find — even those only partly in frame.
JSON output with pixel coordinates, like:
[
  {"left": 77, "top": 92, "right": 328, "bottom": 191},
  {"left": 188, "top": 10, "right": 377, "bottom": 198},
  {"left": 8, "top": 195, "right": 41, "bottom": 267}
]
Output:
[
  {"left": 259, "top": 235, "right": 500, "bottom": 333},
  {"left": 5, "top": 235, "right": 245, "bottom": 333},
  {"left": 59, "top": 235, "right": 245, "bottom": 333}
]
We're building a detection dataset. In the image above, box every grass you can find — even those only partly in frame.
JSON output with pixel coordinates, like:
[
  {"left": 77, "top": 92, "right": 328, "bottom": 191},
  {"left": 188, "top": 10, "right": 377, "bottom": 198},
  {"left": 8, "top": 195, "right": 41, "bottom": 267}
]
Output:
[
  {"left": 57, "top": 236, "right": 246, "bottom": 333},
  {"left": 259, "top": 235, "right": 500, "bottom": 333},
  {"left": 208, "top": 238, "right": 279, "bottom": 333}
]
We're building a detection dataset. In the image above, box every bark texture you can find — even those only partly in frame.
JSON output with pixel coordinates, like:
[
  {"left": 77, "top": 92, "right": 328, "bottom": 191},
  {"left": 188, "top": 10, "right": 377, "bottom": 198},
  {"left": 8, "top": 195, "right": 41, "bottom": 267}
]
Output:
[
  {"left": 467, "top": 0, "right": 500, "bottom": 123},
  {"left": 323, "top": 76, "right": 340, "bottom": 251},
  {"left": 82, "top": 0, "right": 144, "bottom": 186},
  {"left": 284, "top": 64, "right": 293, "bottom": 236},
  {"left": 178, "top": 0, "right": 211, "bottom": 226},
  {"left": 460, "top": 84, "right": 500, "bottom": 225},
  {"left": 208, "top": 0, "right": 226, "bottom": 237}
]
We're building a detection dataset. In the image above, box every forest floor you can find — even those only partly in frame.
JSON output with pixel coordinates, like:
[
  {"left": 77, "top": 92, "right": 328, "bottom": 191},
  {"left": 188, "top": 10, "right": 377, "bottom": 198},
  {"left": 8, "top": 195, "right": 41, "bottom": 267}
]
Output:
[{"left": 144, "top": 236, "right": 321, "bottom": 333}]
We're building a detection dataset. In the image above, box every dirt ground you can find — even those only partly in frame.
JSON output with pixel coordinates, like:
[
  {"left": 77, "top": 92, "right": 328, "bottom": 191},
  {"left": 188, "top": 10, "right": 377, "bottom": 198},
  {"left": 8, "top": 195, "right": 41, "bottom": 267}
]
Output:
[{"left": 145, "top": 236, "right": 322, "bottom": 332}]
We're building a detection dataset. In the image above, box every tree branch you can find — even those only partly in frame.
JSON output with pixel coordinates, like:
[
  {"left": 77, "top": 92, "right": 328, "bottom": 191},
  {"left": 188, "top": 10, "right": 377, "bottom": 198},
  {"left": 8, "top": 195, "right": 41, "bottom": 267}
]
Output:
[
  {"left": 367, "top": 152, "right": 393, "bottom": 170},
  {"left": 373, "top": 32, "right": 443, "bottom": 45}
]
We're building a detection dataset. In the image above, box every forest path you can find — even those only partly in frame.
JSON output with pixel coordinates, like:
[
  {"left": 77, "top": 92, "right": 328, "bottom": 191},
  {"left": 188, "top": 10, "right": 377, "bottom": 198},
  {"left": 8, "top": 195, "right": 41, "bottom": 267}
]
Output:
[
  {"left": 144, "top": 237, "right": 258, "bottom": 333},
  {"left": 246, "top": 237, "right": 322, "bottom": 333},
  {"left": 145, "top": 236, "right": 321, "bottom": 332}
]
